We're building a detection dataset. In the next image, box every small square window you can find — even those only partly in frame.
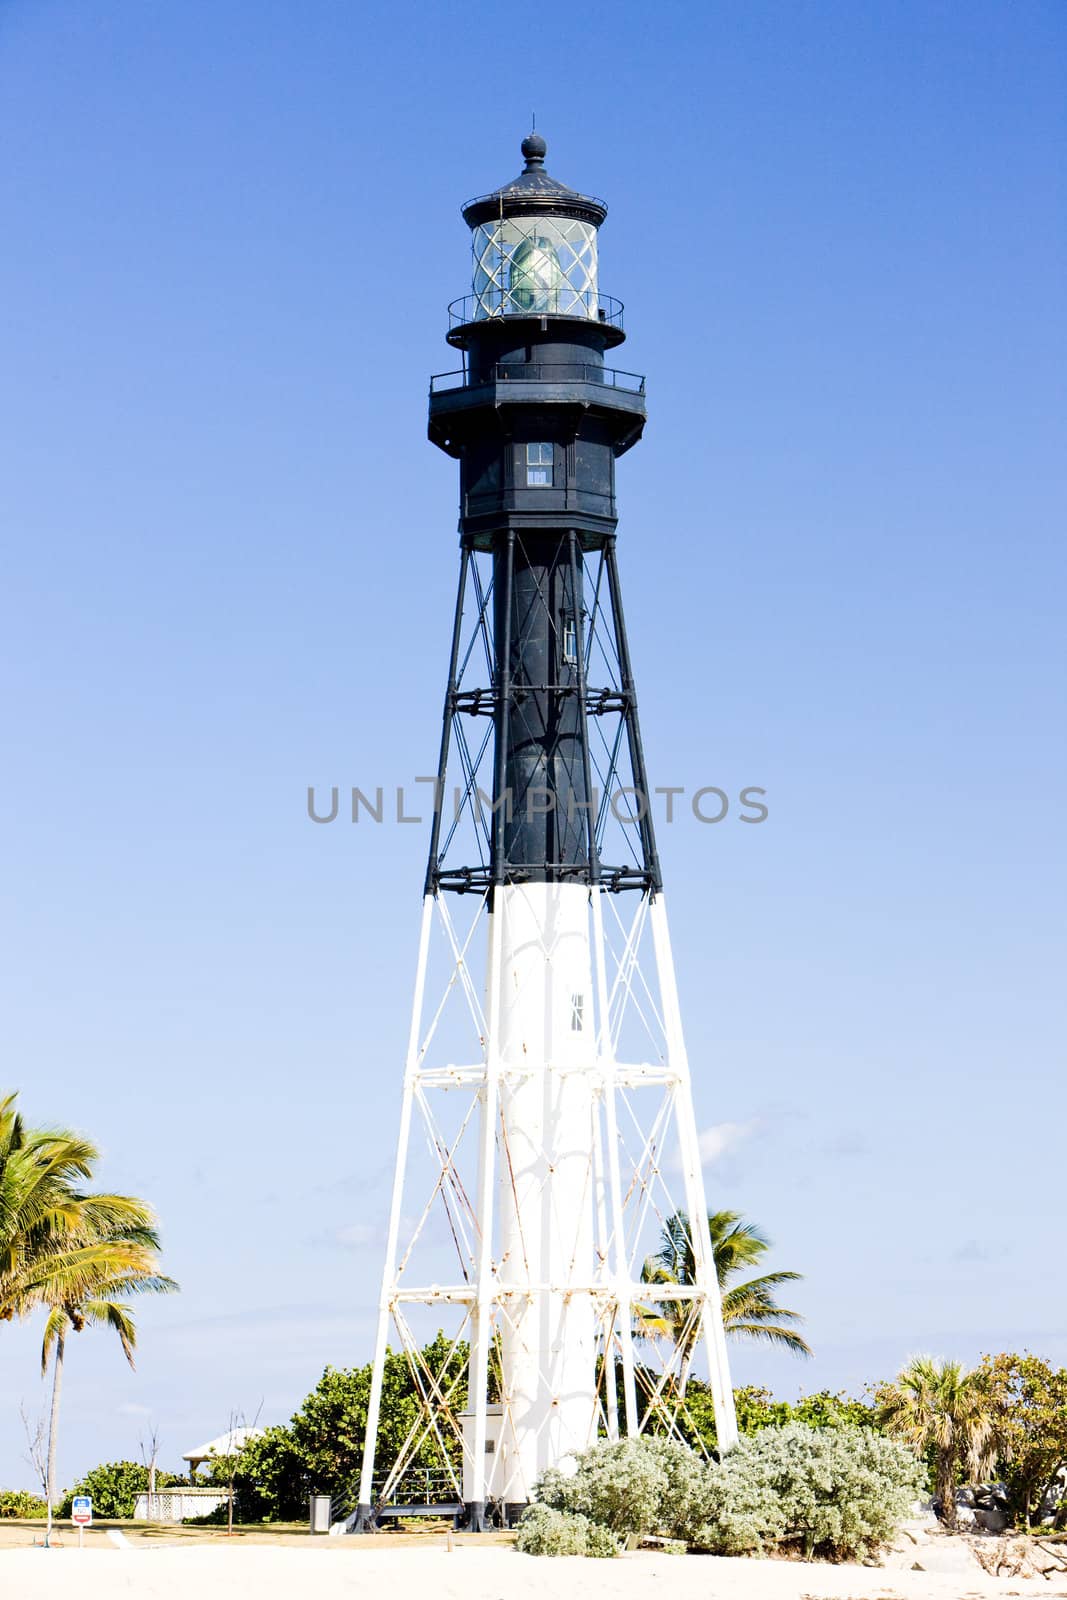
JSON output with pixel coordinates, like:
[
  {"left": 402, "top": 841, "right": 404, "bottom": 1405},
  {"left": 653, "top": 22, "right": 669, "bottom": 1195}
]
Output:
[{"left": 526, "top": 442, "right": 553, "bottom": 487}]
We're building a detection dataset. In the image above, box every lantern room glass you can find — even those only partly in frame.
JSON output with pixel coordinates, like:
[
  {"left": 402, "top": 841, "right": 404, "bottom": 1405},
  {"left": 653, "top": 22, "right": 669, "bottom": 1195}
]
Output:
[{"left": 471, "top": 216, "right": 599, "bottom": 320}]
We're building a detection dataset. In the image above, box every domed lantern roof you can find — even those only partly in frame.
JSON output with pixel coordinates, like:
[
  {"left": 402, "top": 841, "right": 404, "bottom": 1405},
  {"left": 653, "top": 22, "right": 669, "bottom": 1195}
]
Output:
[{"left": 462, "top": 134, "right": 608, "bottom": 229}]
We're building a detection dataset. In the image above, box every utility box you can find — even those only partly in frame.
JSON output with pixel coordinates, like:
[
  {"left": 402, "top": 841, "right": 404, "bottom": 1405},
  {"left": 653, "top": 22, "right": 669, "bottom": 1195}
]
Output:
[
  {"left": 459, "top": 1404, "right": 504, "bottom": 1503},
  {"left": 309, "top": 1494, "right": 332, "bottom": 1534}
]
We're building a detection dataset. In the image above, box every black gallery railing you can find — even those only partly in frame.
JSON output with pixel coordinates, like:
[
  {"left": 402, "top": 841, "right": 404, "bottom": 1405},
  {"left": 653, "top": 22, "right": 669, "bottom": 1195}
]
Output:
[
  {"left": 430, "top": 362, "right": 646, "bottom": 396},
  {"left": 447, "top": 290, "right": 625, "bottom": 330}
]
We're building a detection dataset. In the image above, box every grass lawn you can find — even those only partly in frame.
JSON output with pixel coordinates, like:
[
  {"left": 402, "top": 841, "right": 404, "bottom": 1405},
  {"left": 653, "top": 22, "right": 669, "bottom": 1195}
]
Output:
[{"left": 0, "top": 1517, "right": 515, "bottom": 1550}]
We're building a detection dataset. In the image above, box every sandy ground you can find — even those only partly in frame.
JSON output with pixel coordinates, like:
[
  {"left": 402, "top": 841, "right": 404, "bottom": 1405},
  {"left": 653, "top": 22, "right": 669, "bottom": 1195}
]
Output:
[{"left": 2, "top": 1541, "right": 1066, "bottom": 1600}]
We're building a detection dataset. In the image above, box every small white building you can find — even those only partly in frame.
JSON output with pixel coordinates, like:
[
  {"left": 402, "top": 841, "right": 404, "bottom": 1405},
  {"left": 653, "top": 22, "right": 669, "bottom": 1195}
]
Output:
[
  {"left": 134, "top": 1427, "right": 268, "bottom": 1524},
  {"left": 183, "top": 1427, "right": 266, "bottom": 1476}
]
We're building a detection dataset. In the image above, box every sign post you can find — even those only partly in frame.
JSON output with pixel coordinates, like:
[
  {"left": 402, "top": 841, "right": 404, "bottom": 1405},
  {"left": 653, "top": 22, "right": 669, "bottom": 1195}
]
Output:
[{"left": 72, "top": 1494, "right": 92, "bottom": 1549}]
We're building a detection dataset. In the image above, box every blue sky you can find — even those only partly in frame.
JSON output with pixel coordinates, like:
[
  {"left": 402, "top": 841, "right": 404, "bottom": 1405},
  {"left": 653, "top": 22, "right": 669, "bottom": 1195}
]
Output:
[{"left": 1, "top": 0, "right": 1064, "bottom": 1490}]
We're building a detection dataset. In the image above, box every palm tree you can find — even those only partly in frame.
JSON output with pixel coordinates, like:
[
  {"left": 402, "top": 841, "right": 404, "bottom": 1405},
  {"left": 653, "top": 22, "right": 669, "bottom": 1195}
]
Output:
[
  {"left": 0, "top": 1094, "right": 178, "bottom": 1531},
  {"left": 39, "top": 1206, "right": 178, "bottom": 1518},
  {"left": 877, "top": 1355, "right": 995, "bottom": 1531},
  {"left": 0, "top": 1093, "right": 97, "bottom": 1317},
  {"left": 637, "top": 1209, "right": 811, "bottom": 1393}
]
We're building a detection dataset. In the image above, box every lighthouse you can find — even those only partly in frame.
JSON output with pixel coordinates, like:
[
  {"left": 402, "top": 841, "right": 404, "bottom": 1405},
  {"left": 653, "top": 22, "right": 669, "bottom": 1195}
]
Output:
[{"left": 353, "top": 135, "right": 737, "bottom": 1533}]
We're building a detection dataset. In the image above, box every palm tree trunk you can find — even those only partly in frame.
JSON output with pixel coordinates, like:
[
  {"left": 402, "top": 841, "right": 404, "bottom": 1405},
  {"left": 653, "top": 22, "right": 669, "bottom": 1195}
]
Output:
[
  {"left": 937, "top": 1447, "right": 957, "bottom": 1532},
  {"left": 46, "top": 1328, "right": 66, "bottom": 1518}
]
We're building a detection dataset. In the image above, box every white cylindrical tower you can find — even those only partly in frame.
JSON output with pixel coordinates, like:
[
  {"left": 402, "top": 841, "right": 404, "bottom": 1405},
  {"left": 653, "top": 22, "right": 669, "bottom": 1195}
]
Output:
[{"left": 491, "top": 882, "right": 597, "bottom": 1503}]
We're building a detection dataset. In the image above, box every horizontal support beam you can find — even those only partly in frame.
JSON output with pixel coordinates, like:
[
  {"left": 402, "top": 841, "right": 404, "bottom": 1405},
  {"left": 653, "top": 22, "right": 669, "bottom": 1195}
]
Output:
[
  {"left": 387, "top": 1284, "right": 702, "bottom": 1303},
  {"left": 412, "top": 1063, "right": 680, "bottom": 1088},
  {"left": 448, "top": 686, "right": 632, "bottom": 715},
  {"left": 431, "top": 866, "right": 656, "bottom": 893}
]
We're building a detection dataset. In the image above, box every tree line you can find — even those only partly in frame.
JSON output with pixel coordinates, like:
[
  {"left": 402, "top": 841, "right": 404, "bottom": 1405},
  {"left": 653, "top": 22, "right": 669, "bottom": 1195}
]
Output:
[
  {"left": 39, "top": 1344, "right": 1062, "bottom": 1532},
  {"left": 4, "top": 1091, "right": 1064, "bottom": 1538}
]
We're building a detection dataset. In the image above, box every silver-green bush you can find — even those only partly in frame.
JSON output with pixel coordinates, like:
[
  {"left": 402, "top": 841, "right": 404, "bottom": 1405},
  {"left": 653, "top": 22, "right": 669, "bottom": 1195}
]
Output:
[
  {"left": 534, "top": 1438, "right": 668, "bottom": 1536},
  {"left": 636, "top": 1435, "right": 714, "bottom": 1544},
  {"left": 693, "top": 1436, "right": 786, "bottom": 1553},
  {"left": 515, "top": 1503, "right": 619, "bottom": 1557},
  {"left": 529, "top": 1426, "right": 923, "bottom": 1561},
  {"left": 533, "top": 1436, "right": 710, "bottom": 1543},
  {"left": 693, "top": 1424, "right": 926, "bottom": 1559}
]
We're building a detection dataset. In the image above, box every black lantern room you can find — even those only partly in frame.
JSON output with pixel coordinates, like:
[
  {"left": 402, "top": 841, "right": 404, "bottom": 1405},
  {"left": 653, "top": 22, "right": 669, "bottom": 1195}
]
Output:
[{"left": 429, "top": 133, "right": 646, "bottom": 549}]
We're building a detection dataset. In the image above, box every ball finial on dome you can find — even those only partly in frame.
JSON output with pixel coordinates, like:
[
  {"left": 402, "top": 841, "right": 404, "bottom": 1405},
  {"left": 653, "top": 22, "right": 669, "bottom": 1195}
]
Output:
[{"left": 521, "top": 131, "right": 547, "bottom": 168}]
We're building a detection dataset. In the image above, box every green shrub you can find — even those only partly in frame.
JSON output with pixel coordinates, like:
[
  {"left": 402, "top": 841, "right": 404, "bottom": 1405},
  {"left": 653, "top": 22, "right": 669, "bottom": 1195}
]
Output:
[
  {"left": 693, "top": 1424, "right": 925, "bottom": 1560},
  {"left": 651, "top": 1380, "right": 878, "bottom": 1455},
  {"left": 0, "top": 1488, "right": 48, "bottom": 1519},
  {"left": 228, "top": 1427, "right": 310, "bottom": 1522},
  {"left": 789, "top": 1391, "right": 879, "bottom": 1431},
  {"left": 733, "top": 1384, "right": 794, "bottom": 1436},
  {"left": 980, "top": 1351, "right": 1067, "bottom": 1527},
  {"left": 288, "top": 1334, "right": 468, "bottom": 1496},
  {"left": 56, "top": 1460, "right": 187, "bottom": 1519},
  {"left": 515, "top": 1503, "right": 618, "bottom": 1557}
]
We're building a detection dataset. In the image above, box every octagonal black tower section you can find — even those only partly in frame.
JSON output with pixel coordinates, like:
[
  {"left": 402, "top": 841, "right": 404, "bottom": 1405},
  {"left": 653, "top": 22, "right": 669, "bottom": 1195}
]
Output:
[{"left": 425, "top": 135, "right": 661, "bottom": 898}]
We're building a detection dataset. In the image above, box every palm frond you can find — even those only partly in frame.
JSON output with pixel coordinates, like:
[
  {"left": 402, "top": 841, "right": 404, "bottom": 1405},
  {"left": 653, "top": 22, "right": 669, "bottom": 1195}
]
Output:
[
  {"left": 726, "top": 1320, "right": 813, "bottom": 1355},
  {"left": 80, "top": 1297, "right": 139, "bottom": 1366},
  {"left": 40, "top": 1305, "right": 68, "bottom": 1375},
  {"left": 640, "top": 1206, "right": 810, "bottom": 1364}
]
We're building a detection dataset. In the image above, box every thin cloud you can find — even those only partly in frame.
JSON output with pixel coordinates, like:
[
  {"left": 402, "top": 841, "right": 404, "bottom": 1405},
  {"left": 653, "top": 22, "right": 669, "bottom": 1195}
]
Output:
[
  {"left": 334, "top": 1222, "right": 378, "bottom": 1249},
  {"left": 952, "top": 1239, "right": 1008, "bottom": 1264},
  {"left": 698, "top": 1119, "right": 760, "bottom": 1165},
  {"left": 818, "top": 1130, "right": 870, "bottom": 1160}
]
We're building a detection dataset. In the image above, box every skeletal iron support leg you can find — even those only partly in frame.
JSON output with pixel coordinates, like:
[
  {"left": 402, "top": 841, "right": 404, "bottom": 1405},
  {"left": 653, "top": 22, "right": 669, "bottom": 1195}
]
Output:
[
  {"left": 424, "top": 545, "right": 471, "bottom": 895},
  {"left": 570, "top": 531, "right": 623, "bottom": 1442},
  {"left": 604, "top": 537, "right": 661, "bottom": 891},
  {"left": 591, "top": 1093, "right": 620, "bottom": 1440},
  {"left": 591, "top": 886, "right": 640, "bottom": 1435},
  {"left": 650, "top": 894, "right": 738, "bottom": 1449},
  {"left": 350, "top": 896, "right": 435, "bottom": 1531},
  {"left": 463, "top": 532, "right": 514, "bottom": 1527}
]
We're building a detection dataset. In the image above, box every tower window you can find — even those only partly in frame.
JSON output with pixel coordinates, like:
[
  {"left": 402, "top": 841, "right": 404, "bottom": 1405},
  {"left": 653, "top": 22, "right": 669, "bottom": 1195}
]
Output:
[
  {"left": 526, "top": 442, "right": 553, "bottom": 487},
  {"left": 571, "top": 992, "right": 584, "bottom": 1032},
  {"left": 562, "top": 620, "right": 578, "bottom": 665}
]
